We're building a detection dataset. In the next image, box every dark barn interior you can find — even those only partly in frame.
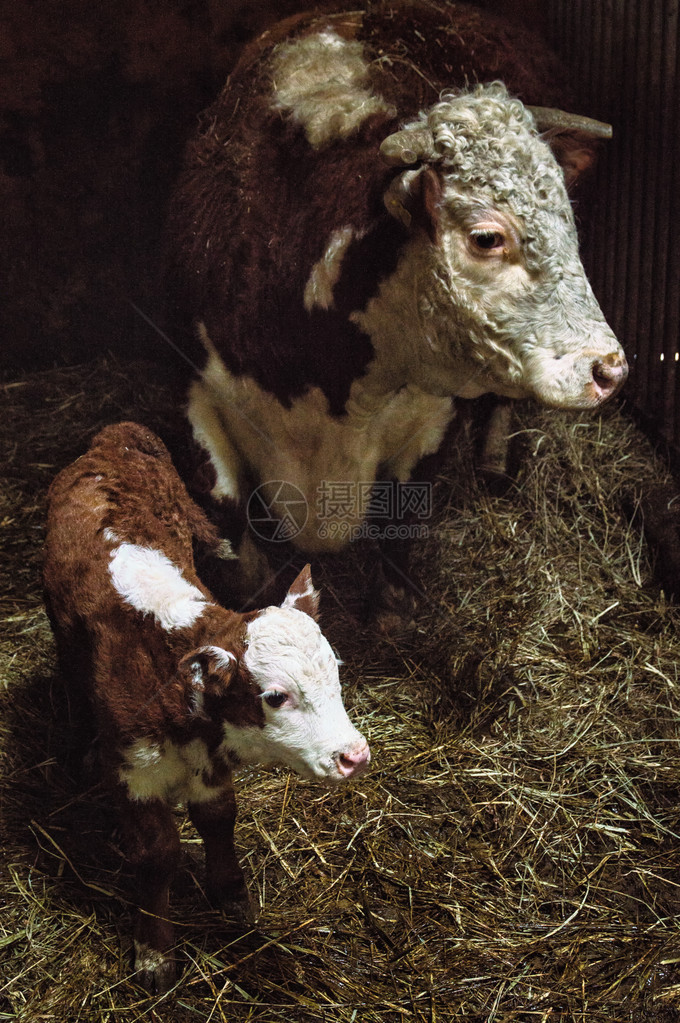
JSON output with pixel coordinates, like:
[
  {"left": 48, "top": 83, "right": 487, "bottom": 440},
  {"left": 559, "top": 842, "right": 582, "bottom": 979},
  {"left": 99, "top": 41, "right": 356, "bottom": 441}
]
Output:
[{"left": 2, "top": 1, "right": 680, "bottom": 1020}]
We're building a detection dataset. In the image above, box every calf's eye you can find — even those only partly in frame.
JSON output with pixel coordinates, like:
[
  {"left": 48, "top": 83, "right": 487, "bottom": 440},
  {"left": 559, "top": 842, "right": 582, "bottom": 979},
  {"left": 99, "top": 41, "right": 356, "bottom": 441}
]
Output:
[{"left": 264, "top": 691, "right": 287, "bottom": 709}]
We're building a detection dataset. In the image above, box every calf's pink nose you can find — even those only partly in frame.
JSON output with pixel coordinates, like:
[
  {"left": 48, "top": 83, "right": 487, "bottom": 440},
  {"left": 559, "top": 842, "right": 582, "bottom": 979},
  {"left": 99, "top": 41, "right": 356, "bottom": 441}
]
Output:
[{"left": 335, "top": 741, "right": 371, "bottom": 778}]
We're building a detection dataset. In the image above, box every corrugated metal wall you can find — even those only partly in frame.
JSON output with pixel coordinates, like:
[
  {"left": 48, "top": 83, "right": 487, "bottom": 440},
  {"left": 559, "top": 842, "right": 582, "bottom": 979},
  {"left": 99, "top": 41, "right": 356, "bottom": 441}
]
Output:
[{"left": 546, "top": 1, "right": 680, "bottom": 454}]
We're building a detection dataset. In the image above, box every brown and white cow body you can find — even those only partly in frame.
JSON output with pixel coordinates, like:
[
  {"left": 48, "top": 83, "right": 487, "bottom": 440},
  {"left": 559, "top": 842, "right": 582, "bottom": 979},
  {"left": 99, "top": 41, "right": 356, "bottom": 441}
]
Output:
[
  {"left": 166, "top": 1, "right": 627, "bottom": 609},
  {"left": 43, "top": 422, "right": 369, "bottom": 993}
]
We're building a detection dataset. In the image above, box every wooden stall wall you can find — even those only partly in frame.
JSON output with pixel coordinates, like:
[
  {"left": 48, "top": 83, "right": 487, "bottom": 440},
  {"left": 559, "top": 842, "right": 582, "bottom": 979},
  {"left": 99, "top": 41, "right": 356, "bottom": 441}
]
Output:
[{"left": 546, "top": 0, "right": 680, "bottom": 457}]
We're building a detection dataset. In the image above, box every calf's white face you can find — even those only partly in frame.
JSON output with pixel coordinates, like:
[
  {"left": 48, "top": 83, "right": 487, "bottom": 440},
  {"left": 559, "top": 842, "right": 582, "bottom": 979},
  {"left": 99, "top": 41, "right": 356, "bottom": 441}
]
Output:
[{"left": 224, "top": 570, "right": 370, "bottom": 783}]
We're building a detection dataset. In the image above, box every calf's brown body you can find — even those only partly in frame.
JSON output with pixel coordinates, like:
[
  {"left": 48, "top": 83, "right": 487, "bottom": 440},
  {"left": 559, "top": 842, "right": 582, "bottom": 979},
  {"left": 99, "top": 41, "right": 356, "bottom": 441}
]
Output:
[{"left": 43, "top": 422, "right": 369, "bottom": 992}]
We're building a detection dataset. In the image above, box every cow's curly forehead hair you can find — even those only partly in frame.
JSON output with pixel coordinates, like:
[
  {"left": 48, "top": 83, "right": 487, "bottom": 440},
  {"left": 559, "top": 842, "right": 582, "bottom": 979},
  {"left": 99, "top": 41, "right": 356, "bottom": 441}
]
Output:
[
  {"left": 432, "top": 81, "right": 535, "bottom": 142},
  {"left": 416, "top": 82, "right": 572, "bottom": 224}
]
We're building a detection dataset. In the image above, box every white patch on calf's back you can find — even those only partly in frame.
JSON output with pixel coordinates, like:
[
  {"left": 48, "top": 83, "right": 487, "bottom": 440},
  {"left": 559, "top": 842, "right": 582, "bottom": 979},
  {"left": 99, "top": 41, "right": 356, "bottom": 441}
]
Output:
[
  {"left": 270, "top": 30, "right": 394, "bottom": 148},
  {"left": 109, "top": 543, "right": 208, "bottom": 630}
]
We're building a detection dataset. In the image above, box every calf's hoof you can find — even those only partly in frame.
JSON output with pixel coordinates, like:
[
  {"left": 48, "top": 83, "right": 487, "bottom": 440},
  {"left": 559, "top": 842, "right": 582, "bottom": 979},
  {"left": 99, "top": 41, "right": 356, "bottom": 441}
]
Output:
[
  {"left": 219, "top": 893, "right": 257, "bottom": 926},
  {"left": 134, "top": 942, "right": 176, "bottom": 995},
  {"left": 209, "top": 880, "right": 257, "bottom": 925}
]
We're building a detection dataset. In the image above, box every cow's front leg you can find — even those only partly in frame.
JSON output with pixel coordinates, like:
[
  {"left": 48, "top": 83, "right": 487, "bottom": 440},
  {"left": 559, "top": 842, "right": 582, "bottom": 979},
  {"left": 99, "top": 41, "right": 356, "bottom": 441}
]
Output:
[
  {"left": 370, "top": 474, "right": 433, "bottom": 639},
  {"left": 373, "top": 413, "right": 455, "bottom": 638},
  {"left": 476, "top": 396, "right": 515, "bottom": 492},
  {"left": 189, "top": 784, "right": 254, "bottom": 924},
  {"left": 117, "top": 790, "right": 181, "bottom": 994},
  {"left": 373, "top": 532, "right": 419, "bottom": 638}
]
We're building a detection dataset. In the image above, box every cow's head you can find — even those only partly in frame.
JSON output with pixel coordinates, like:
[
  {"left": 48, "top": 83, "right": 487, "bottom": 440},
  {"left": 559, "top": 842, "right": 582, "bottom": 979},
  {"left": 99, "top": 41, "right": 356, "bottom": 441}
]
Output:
[
  {"left": 380, "top": 83, "right": 627, "bottom": 410},
  {"left": 183, "top": 566, "right": 370, "bottom": 783}
]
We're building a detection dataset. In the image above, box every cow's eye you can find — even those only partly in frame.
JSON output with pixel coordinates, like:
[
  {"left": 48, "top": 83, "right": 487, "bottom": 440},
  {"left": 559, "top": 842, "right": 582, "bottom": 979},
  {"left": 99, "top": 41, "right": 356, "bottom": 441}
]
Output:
[
  {"left": 264, "top": 690, "right": 287, "bottom": 709},
  {"left": 470, "top": 229, "right": 506, "bottom": 252}
]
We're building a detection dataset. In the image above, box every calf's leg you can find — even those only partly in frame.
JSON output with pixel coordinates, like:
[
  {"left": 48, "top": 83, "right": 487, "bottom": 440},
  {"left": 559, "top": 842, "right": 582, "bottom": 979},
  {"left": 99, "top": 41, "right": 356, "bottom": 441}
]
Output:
[
  {"left": 117, "top": 790, "right": 181, "bottom": 994},
  {"left": 189, "top": 784, "right": 254, "bottom": 923},
  {"left": 44, "top": 612, "right": 98, "bottom": 778}
]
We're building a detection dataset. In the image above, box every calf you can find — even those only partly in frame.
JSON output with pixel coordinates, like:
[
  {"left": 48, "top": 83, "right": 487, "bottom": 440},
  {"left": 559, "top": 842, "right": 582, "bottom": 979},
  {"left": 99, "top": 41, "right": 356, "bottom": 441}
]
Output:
[{"left": 43, "top": 422, "right": 369, "bottom": 993}]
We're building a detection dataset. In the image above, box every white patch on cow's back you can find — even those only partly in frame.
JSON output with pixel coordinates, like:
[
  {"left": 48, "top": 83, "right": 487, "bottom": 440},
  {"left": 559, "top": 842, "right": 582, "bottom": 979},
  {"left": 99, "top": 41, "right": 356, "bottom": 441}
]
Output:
[
  {"left": 109, "top": 542, "right": 208, "bottom": 630},
  {"left": 190, "top": 330, "right": 454, "bottom": 552},
  {"left": 303, "top": 225, "right": 359, "bottom": 311},
  {"left": 220, "top": 606, "right": 368, "bottom": 782},
  {"left": 120, "top": 737, "right": 220, "bottom": 805},
  {"left": 270, "top": 29, "right": 394, "bottom": 148}
]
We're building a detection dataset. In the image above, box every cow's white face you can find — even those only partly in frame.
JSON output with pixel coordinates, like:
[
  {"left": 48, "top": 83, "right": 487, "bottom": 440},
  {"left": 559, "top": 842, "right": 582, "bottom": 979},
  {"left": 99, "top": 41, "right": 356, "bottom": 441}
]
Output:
[
  {"left": 427, "top": 188, "right": 626, "bottom": 409},
  {"left": 386, "top": 86, "right": 628, "bottom": 409}
]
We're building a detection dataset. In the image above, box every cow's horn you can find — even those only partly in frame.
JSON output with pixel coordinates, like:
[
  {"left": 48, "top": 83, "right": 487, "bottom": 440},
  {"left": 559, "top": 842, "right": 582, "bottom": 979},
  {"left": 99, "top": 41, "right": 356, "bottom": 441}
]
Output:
[
  {"left": 527, "top": 106, "right": 613, "bottom": 139},
  {"left": 379, "top": 128, "right": 438, "bottom": 166}
]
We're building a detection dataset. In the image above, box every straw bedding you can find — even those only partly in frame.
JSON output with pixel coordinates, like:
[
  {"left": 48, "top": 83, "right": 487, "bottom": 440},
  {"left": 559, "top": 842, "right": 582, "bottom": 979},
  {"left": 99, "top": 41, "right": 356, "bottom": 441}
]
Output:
[{"left": 1, "top": 358, "right": 679, "bottom": 1021}]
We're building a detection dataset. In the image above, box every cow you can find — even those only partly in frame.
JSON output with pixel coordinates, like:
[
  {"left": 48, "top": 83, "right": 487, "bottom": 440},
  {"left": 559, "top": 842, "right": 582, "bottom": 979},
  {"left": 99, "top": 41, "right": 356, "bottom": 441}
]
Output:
[
  {"left": 165, "top": 1, "right": 628, "bottom": 626},
  {"left": 42, "top": 421, "right": 369, "bottom": 993}
]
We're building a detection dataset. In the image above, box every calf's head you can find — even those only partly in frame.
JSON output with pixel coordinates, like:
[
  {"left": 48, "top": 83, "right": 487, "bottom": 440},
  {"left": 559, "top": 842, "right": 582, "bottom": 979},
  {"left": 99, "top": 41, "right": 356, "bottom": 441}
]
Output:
[
  {"left": 184, "top": 566, "right": 370, "bottom": 783},
  {"left": 381, "top": 82, "right": 627, "bottom": 409}
]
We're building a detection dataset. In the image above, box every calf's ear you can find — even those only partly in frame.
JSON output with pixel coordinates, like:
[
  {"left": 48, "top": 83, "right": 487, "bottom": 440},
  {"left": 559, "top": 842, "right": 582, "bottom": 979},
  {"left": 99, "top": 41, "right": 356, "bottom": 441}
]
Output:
[
  {"left": 282, "top": 564, "right": 320, "bottom": 620},
  {"left": 179, "top": 646, "right": 237, "bottom": 713}
]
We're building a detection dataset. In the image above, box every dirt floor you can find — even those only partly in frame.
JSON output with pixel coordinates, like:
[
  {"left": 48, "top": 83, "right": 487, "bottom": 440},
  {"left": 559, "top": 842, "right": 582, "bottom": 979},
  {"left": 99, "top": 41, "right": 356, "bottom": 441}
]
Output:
[{"left": 1, "top": 360, "right": 680, "bottom": 1021}]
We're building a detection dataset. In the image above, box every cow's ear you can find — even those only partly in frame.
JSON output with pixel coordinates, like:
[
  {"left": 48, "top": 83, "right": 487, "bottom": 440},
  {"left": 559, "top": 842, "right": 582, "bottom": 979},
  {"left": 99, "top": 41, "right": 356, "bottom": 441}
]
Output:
[
  {"left": 282, "top": 564, "right": 320, "bottom": 620},
  {"left": 528, "top": 105, "right": 611, "bottom": 190},
  {"left": 384, "top": 165, "right": 442, "bottom": 243},
  {"left": 179, "top": 646, "right": 237, "bottom": 713},
  {"left": 544, "top": 130, "right": 601, "bottom": 190}
]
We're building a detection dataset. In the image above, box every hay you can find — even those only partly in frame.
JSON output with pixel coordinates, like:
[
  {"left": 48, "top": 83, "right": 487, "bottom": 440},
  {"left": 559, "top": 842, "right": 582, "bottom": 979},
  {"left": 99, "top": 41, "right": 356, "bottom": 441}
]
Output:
[{"left": 1, "top": 359, "right": 680, "bottom": 1021}]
